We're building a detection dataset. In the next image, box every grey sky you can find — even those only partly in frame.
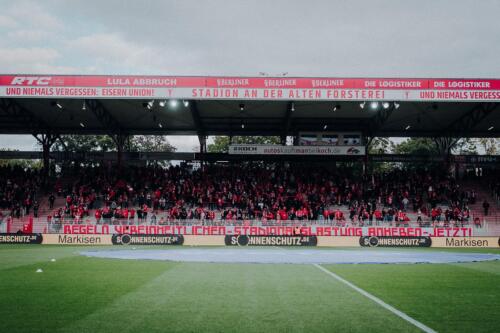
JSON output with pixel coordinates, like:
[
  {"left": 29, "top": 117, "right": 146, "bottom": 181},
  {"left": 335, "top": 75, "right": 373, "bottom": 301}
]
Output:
[{"left": 1, "top": 0, "right": 499, "bottom": 150}]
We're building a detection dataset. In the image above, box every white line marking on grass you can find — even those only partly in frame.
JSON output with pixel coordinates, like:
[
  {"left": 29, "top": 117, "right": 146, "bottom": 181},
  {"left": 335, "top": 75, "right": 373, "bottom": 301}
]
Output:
[{"left": 313, "top": 264, "right": 437, "bottom": 333}]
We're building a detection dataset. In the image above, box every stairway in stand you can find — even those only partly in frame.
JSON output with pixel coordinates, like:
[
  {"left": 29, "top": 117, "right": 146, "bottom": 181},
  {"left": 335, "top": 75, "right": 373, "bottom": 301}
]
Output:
[{"left": 457, "top": 177, "right": 500, "bottom": 235}]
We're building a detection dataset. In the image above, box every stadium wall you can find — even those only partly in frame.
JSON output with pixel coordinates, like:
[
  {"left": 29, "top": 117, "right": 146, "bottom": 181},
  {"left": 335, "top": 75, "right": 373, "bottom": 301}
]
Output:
[{"left": 1, "top": 234, "right": 499, "bottom": 248}]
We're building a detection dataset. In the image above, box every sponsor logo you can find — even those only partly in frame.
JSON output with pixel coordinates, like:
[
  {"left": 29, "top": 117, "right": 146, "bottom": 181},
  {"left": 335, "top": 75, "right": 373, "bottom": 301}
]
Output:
[
  {"left": 216, "top": 78, "right": 249, "bottom": 87},
  {"left": 229, "top": 145, "right": 366, "bottom": 156},
  {"left": 56, "top": 234, "right": 104, "bottom": 244},
  {"left": 0, "top": 233, "right": 43, "bottom": 244},
  {"left": 264, "top": 79, "right": 297, "bottom": 87},
  {"left": 225, "top": 235, "right": 317, "bottom": 246},
  {"left": 359, "top": 236, "right": 431, "bottom": 247},
  {"left": 311, "top": 79, "right": 344, "bottom": 88},
  {"left": 112, "top": 234, "right": 184, "bottom": 245},
  {"left": 444, "top": 238, "right": 490, "bottom": 247},
  {"left": 11, "top": 76, "right": 51, "bottom": 85}
]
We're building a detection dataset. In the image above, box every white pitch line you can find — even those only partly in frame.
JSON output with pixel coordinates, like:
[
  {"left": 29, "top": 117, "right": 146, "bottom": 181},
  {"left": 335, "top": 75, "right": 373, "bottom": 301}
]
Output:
[{"left": 313, "top": 264, "right": 437, "bottom": 333}]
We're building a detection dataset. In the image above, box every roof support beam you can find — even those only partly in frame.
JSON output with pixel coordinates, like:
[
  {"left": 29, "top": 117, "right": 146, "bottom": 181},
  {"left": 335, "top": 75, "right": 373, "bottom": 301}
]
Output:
[
  {"left": 0, "top": 98, "right": 50, "bottom": 134},
  {"left": 85, "top": 99, "right": 128, "bottom": 145},
  {"left": 281, "top": 101, "right": 294, "bottom": 145},
  {"left": 189, "top": 101, "right": 207, "bottom": 153},
  {"left": 34, "top": 133, "right": 60, "bottom": 176},
  {"left": 86, "top": 99, "right": 129, "bottom": 169},
  {"left": 439, "top": 102, "right": 498, "bottom": 139},
  {"left": 0, "top": 99, "right": 63, "bottom": 175},
  {"left": 432, "top": 102, "right": 499, "bottom": 154},
  {"left": 86, "top": 99, "right": 124, "bottom": 135},
  {"left": 365, "top": 104, "right": 396, "bottom": 146},
  {"left": 367, "top": 104, "right": 395, "bottom": 136}
]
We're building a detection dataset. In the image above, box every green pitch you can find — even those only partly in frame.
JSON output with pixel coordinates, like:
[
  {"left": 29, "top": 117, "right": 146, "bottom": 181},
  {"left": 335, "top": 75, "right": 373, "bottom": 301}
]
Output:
[{"left": 0, "top": 246, "right": 499, "bottom": 333}]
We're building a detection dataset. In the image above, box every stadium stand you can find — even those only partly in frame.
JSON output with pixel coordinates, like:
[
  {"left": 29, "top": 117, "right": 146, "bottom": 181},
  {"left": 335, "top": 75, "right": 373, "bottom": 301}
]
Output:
[{"left": 1, "top": 164, "right": 499, "bottom": 234}]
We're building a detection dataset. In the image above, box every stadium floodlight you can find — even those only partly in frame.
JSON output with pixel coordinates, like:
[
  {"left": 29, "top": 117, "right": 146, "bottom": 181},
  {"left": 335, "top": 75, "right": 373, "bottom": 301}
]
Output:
[
  {"left": 55, "top": 101, "right": 62, "bottom": 109},
  {"left": 239, "top": 103, "right": 245, "bottom": 111},
  {"left": 158, "top": 123, "right": 163, "bottom": 128},
  {"left": 359, "top": 101, "right": 366, "bottom": 109},
  {"left": 159, "top": 100, "right": 166, "bottom": 107},
  {"left": 241, "top": 121, "right": 245, "bottom": 129},
  {"left": 394, "top": 102, "right": 400, "bottom": 109},
  {"left": 148, "top": 100, "right": 154, "bottom": 109},
  {"left": 405, "top": 125, "right": 411, "bottom": 130},
  {"left": 183, "top": 100, "right": 189, "bottom": 107},
  {"left": 382, "top": 102, "right": 390, "bottom": 109},
  {"left": 82, "top": 101, "right": 86, "bottom": 111},
  {"left": 291, "top": 102, "right": 295, "bottom": 112},
  {"left": 333, "top": 104, "right": 341, "bottom": 112},
  {"left": 323, "top": 124, "right": 328, "bottom": 130},
  {"left": 370, "top": 102, "right": 379, "bottom": 110},
  {"left": 79, "top": 122, "right": 85, "bottom": 128},
  {"left": 169, "top": 99, "right": 179, "bottom": 108},
  {"left": 488, "top": 126, "right": 494, "bottom": 131}
]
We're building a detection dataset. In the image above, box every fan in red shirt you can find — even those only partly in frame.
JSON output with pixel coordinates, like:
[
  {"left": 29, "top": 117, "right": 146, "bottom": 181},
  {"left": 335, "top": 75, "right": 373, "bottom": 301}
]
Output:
[
  {"left": 94, "top": 209, "right": 102, "bottom": 223},
  {"left": 397, "top": 210, "right": 410, "bottom": 226},
  {"left": 278, "top": 208, "right": 288, "bottom": 221},
  {"left": 323, "top": 208, "right": 330, "bottom": 221}
]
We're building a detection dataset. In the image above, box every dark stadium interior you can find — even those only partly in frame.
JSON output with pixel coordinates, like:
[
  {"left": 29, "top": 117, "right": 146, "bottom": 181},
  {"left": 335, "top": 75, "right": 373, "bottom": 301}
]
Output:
[{"left": 1, "top": 98, "right": 499, "bottom": 137}]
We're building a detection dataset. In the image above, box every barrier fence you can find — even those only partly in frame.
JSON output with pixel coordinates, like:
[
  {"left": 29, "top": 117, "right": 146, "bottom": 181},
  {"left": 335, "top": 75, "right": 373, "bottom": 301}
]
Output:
[
  {"left": 38, "top": 218, "right": 492, "bottom": 234},
  {"left": 0, "top": 233, "right": 499, "bottom": 248},
  {"left": 3, "top": 216, "right": 499, "bottom": 234}
]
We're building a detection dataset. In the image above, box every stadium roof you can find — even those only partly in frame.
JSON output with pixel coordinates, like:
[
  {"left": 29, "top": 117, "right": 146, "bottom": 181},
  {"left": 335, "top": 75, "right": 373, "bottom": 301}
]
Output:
[{"left": 0, "top": 74, "right": 499, "bottom": 138}]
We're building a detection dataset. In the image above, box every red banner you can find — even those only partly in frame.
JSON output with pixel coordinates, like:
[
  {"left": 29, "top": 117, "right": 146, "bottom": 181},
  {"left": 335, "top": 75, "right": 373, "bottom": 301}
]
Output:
[
  {"left": 2, "top": 75, "right": 500, "bottom": 101},
  {"left": 61, "top": 224, "right": 473, "bottom": 237},
  {"left": 1, "top": 75, "right": 500, "bottom": 90}
]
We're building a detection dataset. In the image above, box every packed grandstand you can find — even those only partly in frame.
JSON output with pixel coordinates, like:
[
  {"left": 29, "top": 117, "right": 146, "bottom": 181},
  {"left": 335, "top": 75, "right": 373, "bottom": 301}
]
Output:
[{"left": 1, "top": 163, "right": 498, "bottom": 234}]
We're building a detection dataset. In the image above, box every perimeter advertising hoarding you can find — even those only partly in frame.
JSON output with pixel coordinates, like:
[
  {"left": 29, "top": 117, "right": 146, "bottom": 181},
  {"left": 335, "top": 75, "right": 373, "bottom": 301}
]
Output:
[
  {"left": 431, "top": 237, "right": 500, "bottom": 248},
  {"left": 225, "top": 235, "right": 318, "bottom": 246},
  {"left": 316, "top": 236, "right": 360, "bottom": 247},
  {"left": 360, "top": 236, "right": 432, "bottom": 247},
  {"left": 228, "top": 145, "right": 365, "bottom": 156},
  {"left": 183, "top": 235, "right": 225, "bottom": 246},
  {"left": 2, "top": 75, "right": 500, "bottom": 101},
  {"left": 0, "top": 233, "right": 43, "bottom": 244},
  {"left": 111, "top": 234, "right": 184, "bottom": 245},
  {"left": 5, "top": 234, "right": 497, "bottom": 248},
  {"left": 42, "top": 234, "right": 112, "bottom": 245}
]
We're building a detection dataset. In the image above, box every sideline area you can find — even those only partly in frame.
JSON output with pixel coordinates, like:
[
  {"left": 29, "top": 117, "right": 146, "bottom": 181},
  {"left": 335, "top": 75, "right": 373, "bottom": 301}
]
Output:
[
  {"left": 1, "top": 244, "right": 499, "bottom": 333},
  {"left": 80, "top": 247, "right": 500, "bottom": 264}
]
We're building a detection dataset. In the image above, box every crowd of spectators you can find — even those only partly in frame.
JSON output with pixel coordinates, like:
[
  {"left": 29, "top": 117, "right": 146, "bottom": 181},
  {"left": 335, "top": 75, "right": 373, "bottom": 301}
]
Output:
[
  {"left": 0, "top": 163, "right": 493, "bottom": 228},
  {"left": 0, "top": 166, "right": 41, "bottom": 219},
  {"left": 43, "top": 163, "right": 480, "bottom": 227}
]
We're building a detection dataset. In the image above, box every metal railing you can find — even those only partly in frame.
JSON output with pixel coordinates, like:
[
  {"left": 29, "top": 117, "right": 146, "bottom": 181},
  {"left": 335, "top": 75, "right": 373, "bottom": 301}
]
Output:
[
  {"left": 39, "top": 217, "right": 488, "bottom": 231},
  {"left": 3, "top": 209, "right": 499, "bottom": 235}
]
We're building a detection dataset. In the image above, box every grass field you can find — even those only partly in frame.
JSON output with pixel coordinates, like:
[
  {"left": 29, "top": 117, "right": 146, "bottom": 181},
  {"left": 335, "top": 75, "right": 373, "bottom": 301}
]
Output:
[{"left": 0, "top": 245, "right": 499, "bottom": 333}]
